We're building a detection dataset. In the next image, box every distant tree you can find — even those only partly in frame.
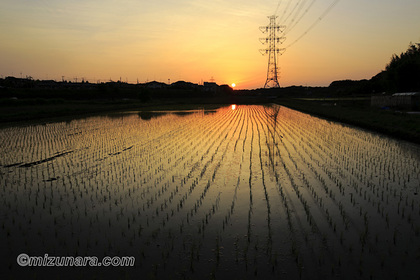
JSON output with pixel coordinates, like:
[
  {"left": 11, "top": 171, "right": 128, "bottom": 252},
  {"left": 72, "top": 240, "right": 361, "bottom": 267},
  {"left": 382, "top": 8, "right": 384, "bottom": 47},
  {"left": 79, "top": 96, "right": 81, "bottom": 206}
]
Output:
[
  {"left": 385, "top": 42, "right": 420, "bottom": 92},
  {"left": 328, "top": 79, "right": 372, "bottom": 95},
  {"left": 369, "top": 71, "right": 387, "bottom": 93}
]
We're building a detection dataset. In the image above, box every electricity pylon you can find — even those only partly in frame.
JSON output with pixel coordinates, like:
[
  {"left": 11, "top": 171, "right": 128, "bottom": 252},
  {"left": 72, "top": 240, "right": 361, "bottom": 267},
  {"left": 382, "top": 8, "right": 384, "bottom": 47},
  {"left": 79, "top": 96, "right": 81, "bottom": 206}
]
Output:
[{"left": 260, "top": 16, "right": 286, "bottom": 88}]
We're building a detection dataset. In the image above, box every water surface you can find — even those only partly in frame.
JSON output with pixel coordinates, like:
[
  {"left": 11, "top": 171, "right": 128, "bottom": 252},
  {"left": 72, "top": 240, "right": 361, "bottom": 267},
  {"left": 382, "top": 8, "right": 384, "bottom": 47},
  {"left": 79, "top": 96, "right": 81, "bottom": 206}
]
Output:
[{"left": 1, "top": 105, "right": 419, "bottom": 279}]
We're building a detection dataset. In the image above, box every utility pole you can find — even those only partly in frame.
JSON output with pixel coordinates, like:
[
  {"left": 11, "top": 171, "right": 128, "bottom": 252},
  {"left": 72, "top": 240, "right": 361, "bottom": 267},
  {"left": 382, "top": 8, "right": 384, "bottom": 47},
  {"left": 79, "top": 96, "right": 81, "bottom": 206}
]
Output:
[{"left": 260, "top": 16, "right": 286, "bottom": 88}]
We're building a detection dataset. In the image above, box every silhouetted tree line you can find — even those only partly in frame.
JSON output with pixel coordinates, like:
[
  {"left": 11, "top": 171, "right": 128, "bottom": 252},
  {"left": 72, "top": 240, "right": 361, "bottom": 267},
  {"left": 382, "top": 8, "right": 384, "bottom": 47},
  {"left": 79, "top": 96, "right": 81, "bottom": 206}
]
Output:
[
  {"left": 328, "top": 79, "right": 374, "bottom": 95},
  {"left": 0, "top": 78, "right": 235, "bottom": 101},
  {"left": 329, "top": 42, "right": 420, "bottom": 95},
  {"left": 2, "top": 42, "right": 419, "bottom": 101},
  {"left": 383, "top": 42, "right": 420, "bottom": 92}
]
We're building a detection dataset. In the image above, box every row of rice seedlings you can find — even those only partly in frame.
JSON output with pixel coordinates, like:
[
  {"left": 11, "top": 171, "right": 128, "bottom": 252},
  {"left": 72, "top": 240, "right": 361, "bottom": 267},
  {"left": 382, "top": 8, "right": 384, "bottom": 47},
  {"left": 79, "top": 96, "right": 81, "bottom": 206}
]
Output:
[
  {"left": 136, "top": 111, "right": 230, "bottom": 214},
  {"left": 218, "top": 108, "right": 249, "bottom": 230},
  {"left": 150, "top": 106, "right": 416, "bottom": 278},
  {"left": 260, "top": 106, "right": 327, "bottom": 278},
  {"left": 254, "top": 111, "right": 274, "bottom": 257},
  {"left": 254, "top": 114, "right": 300, "bottom": 277},
  {"left": 0, "top": 110, "right": 227, "bottom": 272},
  {"left": 214, "top": 107, "right": 288, "bottom": 278},
  {"left": 266, "top": 107, "right": 359, "bottom": 274},
  {"left": 278, "top": 105, "right": 416, "bottom": 208},
  {"left": 118, "top": 109, "right": 232, "bottom": 242},
  {"left": 299, "top": 110, "right": 419, "bottom": 198},
  {"left": 129, "top": 107, "right": 244, "bottom": 275},
  {"left": 275, "top": 114, "right": 380, "bottom": 277},
  {"left": 287, "top": 108, "right": 420, "bottom": 238},
  {"left": 257, "top": 108, "right": 317, "bottom": 278},
  {"left": 144, "top": 107, "right": 254, "bottom": 277},
  {"left": 285, "top": 144, "right": 348, "bottom": 272},
  {"left": 2, "top": 105, "right": 419, "bottom": 278},
  {"left": 196, "top": 107, "right": 266, "bottom": 277},
  {"left": 245, "top": 110, "right": 260, "bottom": 271},
  {"left": 174, "top": 108, "right": 254, "bottom": 277},
  {"left": 273, "top": 105, "right": 420, "bottom": 278}
]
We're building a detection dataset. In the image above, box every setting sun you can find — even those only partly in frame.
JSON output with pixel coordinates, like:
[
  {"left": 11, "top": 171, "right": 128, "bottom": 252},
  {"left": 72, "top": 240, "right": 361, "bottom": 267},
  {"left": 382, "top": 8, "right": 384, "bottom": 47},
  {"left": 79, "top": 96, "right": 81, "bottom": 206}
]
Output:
[{"left": 231, "top": 83, "right": 236, "bottom": 88}]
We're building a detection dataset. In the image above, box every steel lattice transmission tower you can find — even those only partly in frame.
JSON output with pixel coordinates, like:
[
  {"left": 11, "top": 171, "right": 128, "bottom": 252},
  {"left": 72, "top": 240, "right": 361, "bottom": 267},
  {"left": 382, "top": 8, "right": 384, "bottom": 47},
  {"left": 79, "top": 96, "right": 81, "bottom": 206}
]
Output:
[{"left": 260, "top": 16, "right": 286, "bottom": 88}]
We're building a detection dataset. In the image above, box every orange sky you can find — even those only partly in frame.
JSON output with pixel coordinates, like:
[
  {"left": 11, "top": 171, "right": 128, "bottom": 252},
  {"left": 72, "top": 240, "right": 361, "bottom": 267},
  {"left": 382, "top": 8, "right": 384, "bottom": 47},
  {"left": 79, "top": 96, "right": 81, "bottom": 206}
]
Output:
[{"left": 1, "top": 0, "right": 419, "bottom": 89}]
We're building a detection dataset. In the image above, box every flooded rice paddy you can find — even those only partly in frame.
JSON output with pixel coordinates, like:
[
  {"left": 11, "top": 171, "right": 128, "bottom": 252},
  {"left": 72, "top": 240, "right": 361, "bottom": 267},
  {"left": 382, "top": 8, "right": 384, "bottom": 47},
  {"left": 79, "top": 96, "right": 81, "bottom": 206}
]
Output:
[{"left": 1, "top": 105, "right": 420, "bottom": 279}]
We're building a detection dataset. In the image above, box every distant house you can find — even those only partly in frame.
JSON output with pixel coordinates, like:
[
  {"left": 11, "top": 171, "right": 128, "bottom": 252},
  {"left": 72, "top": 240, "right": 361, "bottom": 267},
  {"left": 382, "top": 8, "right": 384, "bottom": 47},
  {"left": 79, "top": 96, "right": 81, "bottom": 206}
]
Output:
[
  {"left": 371, "top": 92, "right": 420, "bottom": 110},
  {"left": 203, "top": 82, "right": 218, "bottom": 93},
  {"left": 145, "top": 81, "right": 167, "bottom": 89},
  {"left": 36, "top": 80, "right": 58, "bottom": 89},
  {"left": 170, "top": 81, "right": 198, "bottom": 90},
  {"left": 391, "top": 92, "right": 420, "bottom": 110}
]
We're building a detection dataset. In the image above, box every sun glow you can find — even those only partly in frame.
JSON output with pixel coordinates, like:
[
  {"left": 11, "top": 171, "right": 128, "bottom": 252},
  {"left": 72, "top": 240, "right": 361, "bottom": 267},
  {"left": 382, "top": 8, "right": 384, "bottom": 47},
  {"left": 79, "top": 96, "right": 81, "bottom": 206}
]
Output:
[
  {"left": 231, "top": 83, "right": 236, "bottom": 88},
  {"left": 231, "top": 104, "right": 236, "bottom": 110}
]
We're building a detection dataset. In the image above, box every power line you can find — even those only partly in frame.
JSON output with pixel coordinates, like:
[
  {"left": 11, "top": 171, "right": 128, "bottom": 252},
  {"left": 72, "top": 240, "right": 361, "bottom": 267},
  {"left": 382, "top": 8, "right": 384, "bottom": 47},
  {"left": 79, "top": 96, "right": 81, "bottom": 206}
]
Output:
[
  {"left": 281, "top": 0, "right": 303, "bottom": 27},
  {"left": 274, "top": 0, "right": 283, "bottom": 16},
  {"left": 277, "top": 0, "right": 293, "bottom": 23},
  {"left": 283, "top": 0, "right": 317, "bottom": 36},
  {"left": 284, "top": 0, "right": 340, "bottom": 49},
  {"left": 288, "top": 0, "right": 308, "bottom": 27}
]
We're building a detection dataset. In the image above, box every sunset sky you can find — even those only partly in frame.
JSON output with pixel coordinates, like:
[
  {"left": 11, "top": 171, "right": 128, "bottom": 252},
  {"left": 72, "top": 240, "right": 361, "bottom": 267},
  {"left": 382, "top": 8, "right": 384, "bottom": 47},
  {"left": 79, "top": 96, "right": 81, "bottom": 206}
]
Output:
[{"left": 1, "top": 0, "right": 419, "bottom": 89}]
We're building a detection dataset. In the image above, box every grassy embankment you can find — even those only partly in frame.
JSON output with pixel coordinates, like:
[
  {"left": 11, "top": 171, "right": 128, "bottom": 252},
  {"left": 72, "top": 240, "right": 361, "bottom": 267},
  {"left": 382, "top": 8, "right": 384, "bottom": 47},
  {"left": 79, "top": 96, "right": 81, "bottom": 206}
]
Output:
[{"left": 277, "top": 97, "right": 420, "bottom": 144}]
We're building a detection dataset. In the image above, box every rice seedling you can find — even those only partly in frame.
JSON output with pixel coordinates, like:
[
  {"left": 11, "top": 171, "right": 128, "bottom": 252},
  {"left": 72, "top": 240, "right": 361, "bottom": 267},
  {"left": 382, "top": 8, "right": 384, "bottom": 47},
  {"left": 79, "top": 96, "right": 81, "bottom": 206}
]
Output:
[{"left": 0, "top": 105, "right": 419, "bottom": 279}]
